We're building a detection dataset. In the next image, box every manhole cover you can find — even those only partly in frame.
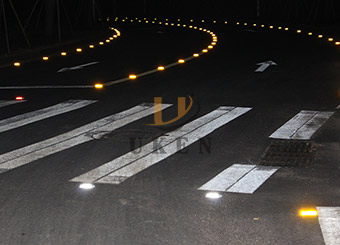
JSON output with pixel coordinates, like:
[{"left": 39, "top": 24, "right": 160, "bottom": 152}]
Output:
[{"left": 258, "top": 140, "right": 316, "bottom": 167}]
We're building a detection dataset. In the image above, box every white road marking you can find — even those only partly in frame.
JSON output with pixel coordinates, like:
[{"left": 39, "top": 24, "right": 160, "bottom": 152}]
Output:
[
  {"left": 317, "top": 207, "right": 340, "bottom": 245},
  {"left": 0, "top": 103, "right": 171, "bottom": 172},
  {"left": 57, "top": 61, "right": 100, "bottom": 73},
  {"left": 0, "top": 100, "right": 96, "bottom": 133},
  {"left": 270, "top": 110, "right": 334, "bottom": 140},
  {"left": 255, "top": 60, "right": 277, "bottom": 72},
  {"left": 227, "top": 166, "right": 279, "bottom": 194},
  {"left": 71, "top": 106, "right": 252, "bottom": 184},
  {"left": 198, "top": 164, "right": 256, "bottom": 192},
  {"left": 198, "top": 164, "right": 279, "bottom": 194},
  {"left": 336, "top": 104, "right": 340, "bottom": 110},
  {"left": 0, "top": 100, "right": 25, "bottom": 108}
]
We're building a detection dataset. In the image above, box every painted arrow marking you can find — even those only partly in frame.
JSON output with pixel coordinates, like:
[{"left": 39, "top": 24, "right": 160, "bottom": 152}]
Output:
[
  {"left": 255, "top": 60, "right": 277, "bottom": 72},
  {"left": 57, "top": 61, "right": 99, "bottom": 73}
]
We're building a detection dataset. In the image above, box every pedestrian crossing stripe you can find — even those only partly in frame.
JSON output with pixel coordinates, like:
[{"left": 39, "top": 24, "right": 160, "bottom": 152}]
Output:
[
  {"left": 198, "top": 164, "right": 279, "bottom": 194},
  {"left": 70, "top": 106, "right": 252, "bottom": 184},
  {"left": 270, "top": 110, "right": 334, "bottom": 140},
  {"left": 0, "top": 100, "right": 96, "bottom": 133},
  {"left": 0, "top": 100, "right": 25, "bottom": 108},
  {"left": 317, "top": 207, "right": 340, "bottom": 245},
  {"left": 0, "top": 103, "right": 171, "bottom": 172}
]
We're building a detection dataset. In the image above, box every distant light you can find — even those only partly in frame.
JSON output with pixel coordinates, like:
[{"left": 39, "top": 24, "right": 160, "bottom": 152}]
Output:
[
  {"left": 157, "top": 66, "right": 165, "bottom": 71},
  {"left": 213, "top": 20, "right": 217, "bottom": 23},
  {"left": 261, "top": 24, "right": 265, "bottom": 28},
  {"left": 285, "top": 27, "right": 289, "bottom": 31},
  {"left": 211, "top": 42, "right": 216, "bottom": 45},
  {"left": 113, "top": 35, "right": 117, "bottom": 38},
  {"left": 269, "top": 26, "right": 274, "bottom": 29},
  {"left": 76, "top": 48, "right": 82, "bottom": 52},
  {"left": 190, "top": 19, "right": 193, "bottom": 22},
  {"left": 208, "top": 45, "right": 213, "bottom": 49},
  {"left": 15, "top": 96, "right": 24, "bottom": 101},
  {"left": 89, "top": 45, "right": 94, "bottom": 48},
  {"left": 177, "top": 24, "right": 180, "bottom": 26},
  {"left": 202, "top": 20, "right": 205, "bottom": 23},
  {"left": 299, "top": 209, "right": 318, "bottom": 217},
  {"left": 79, "top": 183, "right": 95, "bottom": 190},
  {"left": 318, "top": 35, "right": 323, "bottom": 38},
  {"left": 183, "top": 24, "right": 186, "bottom": 27},
  {"left": 236, "top": 22, "right": 240, "bottom": 25},
  {"left": 278, "top": 26, "right": 282, "bottom": 29},
  {"left": 297, "top": 30, "right": 302, "bottom": 33},
  {"left": 202, "top": 49, "right": 208, "bottom": 53},
  {"left": 335, "top": 42, "right": 340, "bottom": 45},
  {"left": 308, "top": 32, "right": 313, "bottom": 36},
  {"left": 193, "top": 53, "right": 199, "bottom": 57},
  {"left": 225, "top": 21, "right": 228, "bottom": 24},
  {"left": 61, "top": 52, "right": 67, "bottom": 56},
  {"left": 244, "top": 23, "right": 248, "bottom": 26},
  {"left": 106, "top": 39, "right": 110, "bottom": 43},
  {"left": 42, "top": 56, "right": 49, "bottom": 61},
  {"left": 178, "top": 59, "right": 185, "bottom": 64},
  {"left": 99, "top": 42, "right": 104, "bottom": 45},
  {"left": 94, "top": 83, "right": 103, "bottom": 89},
  {"left": 205, "top": 192, "right": 222, "bottom": 199},
  {"left": 109, "top": 37, "right": 114, "bottom": 40},
  {"left": 328, "top": 38, "right": 334, "bottom": 42},
  {"left": 14, "top": 62, "right": 21, "bottom": 67},
  {"left": 253, "top": 24, "right": 257, "bottom": 27},
  {"left": 129, "top": 74, "right": 137, "bottom": 80}
]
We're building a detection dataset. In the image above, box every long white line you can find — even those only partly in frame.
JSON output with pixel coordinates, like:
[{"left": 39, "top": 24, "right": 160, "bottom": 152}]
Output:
[
  {"left": 317, "top": 207, "right": 340, "bottom": 245},
  {"left": 0, "top": 103, "right": 171, "bottom": 171},
  {"left": 198, "top": 164, "right": 279, "bottom": 194},
  {"left": 71, "top": 106, "right": 252, "bottom": 184},
  {"left": 227, "top": 166, "right": 279, "bottom": 194},
  {"left": 270, "top": 110, "right": 334, "bottom": 140},
  {"left": 0, "top": 100, "right": 25, "bottom": 108},
  {"left": 0, "top": 100, "right": 96, "bottom": 133},
  {"left": 198, "top": 164, "right": 256, "bottom": 192}
]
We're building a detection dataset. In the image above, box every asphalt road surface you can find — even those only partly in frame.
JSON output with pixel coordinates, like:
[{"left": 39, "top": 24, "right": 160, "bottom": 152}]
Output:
[{"left": 0, "top": 18, "right": 340, "bottom": 245}]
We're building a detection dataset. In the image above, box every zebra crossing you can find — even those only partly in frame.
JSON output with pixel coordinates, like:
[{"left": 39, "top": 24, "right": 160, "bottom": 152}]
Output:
[
  {"left": 0, "top": 100, "right": 25, "bottom": 108},
  {"left": 0, "top": 100, "right": 336, "bottom": 191},
  {"left": 0, "top": 99, "right": 339, "bottom": 244}
]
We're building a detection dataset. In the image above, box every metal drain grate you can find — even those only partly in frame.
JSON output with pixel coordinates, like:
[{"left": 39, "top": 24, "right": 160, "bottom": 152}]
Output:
[{"left": 258, "top": 140, "right": 316, "bottom": 167}]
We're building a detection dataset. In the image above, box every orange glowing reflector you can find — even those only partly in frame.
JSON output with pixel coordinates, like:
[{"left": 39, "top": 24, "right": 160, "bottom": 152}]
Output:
[
  {"left": 208, "top": 45, "right": 213, "bottom": 49},
  {"left": 193, "top": 53, "right": 199, "bottom": 57},
  {"left": 109, "top": 37, "right": 114, "bottom": 40},
  {"left": 99, "top": 42, "right": 104, "bottom": 45},
  {"left": 61, "top": 52, "right": 67, "bottom": 56},
  {"left": 278, "top": 27, "right": 282, "bottom": 29},
  {"left": 328, "top": 38, "right": 334, "bottom": 42},
  {"left": 211, "top": 42, "right": 216, "bottom": 45},
  {"left": 178, "top": 59, "right": 185, "bottom": 64},
  {"left": 261, "top": 25, "right": 265, "bottom": 28},
  {"left": 308, "top": 32, "right": 313, "bottom": 36},
  {"left": 318, "top": 35, "right": 323, "bottom": 38},
  {"left": 297, "top": 30, "right": 302, "bottom": 33},
  {"left": 335, "top": 42, "right": 340, "bottom": 45},
  {"left": 129, "top": 74, "right": 137, "bottom": 80},
  {"left": 89, "top": 45, "right": 94, "bottom": 48},
  {"left": 106, "top": 39, "right": 110, "bottom": 43},
  {"left": 299, "top": 209, "right": 318, "bottom": 217},
  {"left": 285, "top": 27, "right": 289, "bottom": 31},
  {"left": 202, "top": 49, "right": 208, "bottom": 53},
  {"left": 14, "top": 62, "right": 21, "bottom": 67},
  {"left": 157, "top": 66, "right": 165, "bottom": 71},
  {"left": 269, "top": 26, "right": 274, "bottom": 29},
  {"left": 42, "top": 56, "right": 49, "bottom": 61},
  {"left": 15, "top": 96, "right": 24, "bottom": 101},
  {"left": 76, "top": 48, "right": 82, "bottom": 52},
  {"left": 94, "top": 83, "right": 104, "bottom": 89}
]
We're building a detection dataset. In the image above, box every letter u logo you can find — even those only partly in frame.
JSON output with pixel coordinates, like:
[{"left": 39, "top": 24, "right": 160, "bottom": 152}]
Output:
[{"left": 148, "top": 96, "right": 193, "bottom": 126}]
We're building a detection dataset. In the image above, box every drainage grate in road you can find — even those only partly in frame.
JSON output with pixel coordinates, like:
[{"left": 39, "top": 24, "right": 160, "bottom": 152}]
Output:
[{"left": 258, "top": 140, "right": 316, "bottom": 167}]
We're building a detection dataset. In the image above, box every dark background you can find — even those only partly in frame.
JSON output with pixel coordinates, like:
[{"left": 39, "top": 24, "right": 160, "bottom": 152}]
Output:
[{"left": 1, "top": 0, "right": 340, "bottom": 54}]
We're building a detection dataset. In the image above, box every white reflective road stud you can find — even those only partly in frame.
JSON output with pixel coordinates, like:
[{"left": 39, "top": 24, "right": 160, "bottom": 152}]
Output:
[
  {"left": 270, "top": 110, "right": 334, "bottom": 140},
  {"left": 0, "top": 100, "right": 96, "bottom": 133},
  {"left": 0, "top": 103, "right": 171, "bottom": 172},
  {"left": 317, "top": 207, "right": 340, "bottom": 245},
  {"left": 227, "top": 166, "right": 280, "bottom": 194},
  {"left": 198, "top": 164, "right": 256, "bottom": 192},
  {"left": 71, "top": 106, "right": 252, "bottom": 184},
  {"left": 0, "top": 100, "right": 25, "bottom": 108}
]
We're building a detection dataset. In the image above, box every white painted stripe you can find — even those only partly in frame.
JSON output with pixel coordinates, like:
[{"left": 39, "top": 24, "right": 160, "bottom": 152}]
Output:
[
  {"left": 0, "top": 103, "right": 171, "bottom": 171},
  {"left": 0, "top": 100, "right": 25, "bottom": 108},
  {"left": 0, "top": 100, "right": 96, "bottom": 133},
  {"left": 198, "top": 164, "right": 256, "bottom": 192},
  {"left": 270, "top": 110, "right": 334, "bottom": 140},
  {"left": 227, "top": 166, "right": 279, "bottom": 194},
  {"left": 336, "top": 104, "right": 340, "bottom": 110},
  {"left": 71, "top": 106, "right": 252, "bottom": 184},
  {"left": 317, "top": 207, "right": 340, "bottom": 245}
]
